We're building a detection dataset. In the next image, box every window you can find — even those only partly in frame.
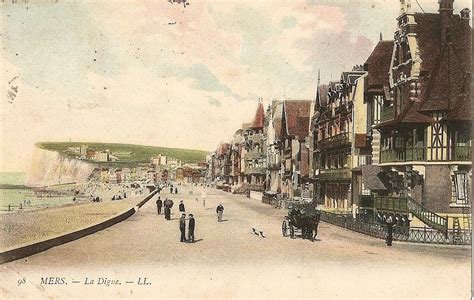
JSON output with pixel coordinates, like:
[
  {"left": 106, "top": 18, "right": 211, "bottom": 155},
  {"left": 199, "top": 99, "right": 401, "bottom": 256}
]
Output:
[
  {"left": 454, "top": 172, "right": 468, "bottom": 204},
  {"left": 457, "top": 129, "right": 470, "bottom": 146},
  {"left": 415, "top": 128, "right": 424, "bottom": 147},
  {"left": 394, "top": 135, "right": 404, "bottom": 149}
]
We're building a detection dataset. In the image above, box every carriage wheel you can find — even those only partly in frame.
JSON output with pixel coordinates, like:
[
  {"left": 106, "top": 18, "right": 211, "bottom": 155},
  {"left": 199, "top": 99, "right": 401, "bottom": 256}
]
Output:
[
  {"left": 290, "top": 225, "right": 295, "bottom": 239},
  {"left": 282, "top": 220, "right": 288, "bottom": 237}
]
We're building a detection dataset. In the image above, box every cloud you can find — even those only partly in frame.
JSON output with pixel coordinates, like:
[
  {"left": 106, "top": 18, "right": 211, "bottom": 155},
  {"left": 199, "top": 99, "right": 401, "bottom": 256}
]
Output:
[
  {"left": 7, "top": 0, "right": 456, "bottom": 171},
  {"left": 183, "top": 64, "right": 243, "bottom": 100},
  {"left": 208, "top": 96, "right": 223, "bottom": 107}
]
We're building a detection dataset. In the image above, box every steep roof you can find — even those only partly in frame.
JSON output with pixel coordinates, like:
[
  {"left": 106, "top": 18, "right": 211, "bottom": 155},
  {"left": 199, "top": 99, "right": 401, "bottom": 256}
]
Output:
[
  {"left": 316, "top": 84, "right": 329, "bottom": 108},
  {"left": 414, "top": 13, "right": 471, "bottom": 112},
  {"left": 374, "top": 101, "right": 434, "bottom": 129},
  {"left": 378, "top": 11, "right": 471, "bottom": 128},
  {"left": 361, "top": 165, "right": 386, "bottom": 190},
  {"left": 272, "top": 101, "right": 284, "bottom": 139},
  {"left": 364, "top": 40, "right": 394, "bottom": 91},
  {"left": 250, "top": 102, "right": 265, "bottom": 129},
  {"left": 217, "top": 143, "right": 230, "bottom": 157},
  {"left": 283, "top": 100, "right": 312, "bottom": 139},
  {"left": 442, "top": 73, "right": 471, "bottom": 121},
  {"left": 341, "top": 71, "right": 366, "bottom": 86}
]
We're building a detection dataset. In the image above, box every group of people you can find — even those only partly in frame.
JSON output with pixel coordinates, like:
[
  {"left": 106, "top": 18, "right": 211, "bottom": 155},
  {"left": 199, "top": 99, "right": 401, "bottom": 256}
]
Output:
[
  {"left": 155, "top": 196, "right": 175, "bottom": 220},
  {"left": 179, "top": 213, "right": 195, "bottom": 243},
  {"left": 111, "top": 192, "right": 127, "bottom": 201},
  {"left": 155, "top": 190, "right": 226, "bottom": 243}
]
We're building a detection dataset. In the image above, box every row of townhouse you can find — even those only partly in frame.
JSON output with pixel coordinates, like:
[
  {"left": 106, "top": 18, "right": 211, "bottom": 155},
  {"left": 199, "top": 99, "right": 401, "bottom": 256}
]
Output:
[
  {"left": 209, "top": 99, "right": 314, "bottom": 197},
  {"left": 209, "top": 0, "right": 471, "bottom": 231}
]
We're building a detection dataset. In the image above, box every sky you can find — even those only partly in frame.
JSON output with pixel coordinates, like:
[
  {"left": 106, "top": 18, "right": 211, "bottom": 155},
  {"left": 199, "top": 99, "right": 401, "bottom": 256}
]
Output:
[{"left": 0, "top": 0, "right": 471, "bottom": 171}]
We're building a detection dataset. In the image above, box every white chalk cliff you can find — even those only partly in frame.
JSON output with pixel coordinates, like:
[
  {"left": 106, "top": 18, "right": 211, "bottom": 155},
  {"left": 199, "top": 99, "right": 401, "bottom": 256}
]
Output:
[{"left": 26, "top": 147, "right": 96, "bottom": 187}]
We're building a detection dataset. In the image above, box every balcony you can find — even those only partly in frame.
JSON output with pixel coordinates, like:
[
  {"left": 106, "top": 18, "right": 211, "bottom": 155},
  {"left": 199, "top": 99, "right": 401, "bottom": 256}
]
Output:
[
  {"left": 374, "top": 196, "right": 409, "bottom": 213},
  {"left": 356, "top": 155, "right": 372, "bottom": 167},
  {"left": 315, "top": 168, "right": 351, "bottom": 181},
  {"left": 245, "top": 166, "right": 266, "bottom": 175},
  {"left": 374, "top": 196, "right": 448, "bottom": 234},
  {"left": 245, "top": 149, "right": 265, "bottom": 160},
  {"left": 381, "top": 145, "right": 471, "bottom": 163},
  {"left": 317, "top": 132, "right": 350, "bottom": 151},
  {"left": 267, "top": 161, "right": 281, "bottom": 170},
  {"left": 246, "top": 133, "right": 264, "bottom": 143},
  {"left": 380, "top": 147, "right": 425, "bottom": 163},
  {"left": 452, "top": 145, "right": 471, "bottom": 161},
  {"left": 380, "top": 106, "right": 394, "bottom": 123}
]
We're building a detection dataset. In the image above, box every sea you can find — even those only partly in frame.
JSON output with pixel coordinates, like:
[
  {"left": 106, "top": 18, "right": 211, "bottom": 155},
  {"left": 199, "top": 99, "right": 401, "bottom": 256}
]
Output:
[{"left": 0, "top": 172, "right": 75, "bottom": 212}]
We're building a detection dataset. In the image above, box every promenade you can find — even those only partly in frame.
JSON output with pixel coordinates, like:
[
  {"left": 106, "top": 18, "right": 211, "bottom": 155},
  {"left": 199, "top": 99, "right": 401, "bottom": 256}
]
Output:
[{"left": 0, "top": 185, "right": 470, "bottom": 298}]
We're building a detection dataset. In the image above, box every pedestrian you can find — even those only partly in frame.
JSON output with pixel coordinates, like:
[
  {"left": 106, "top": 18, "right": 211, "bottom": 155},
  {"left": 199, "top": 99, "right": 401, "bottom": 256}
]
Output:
[
  {"left": 216, "top": 203, "right": 224, "bottom": 222},
  {"left": 175, "top": 187, "right": 178, "bottom": 194},
  {"left": 203, "top": 198, "right": 206, "bottom": 209},
  {"left": 188, "top": 214, "right": 195, "bottom": 243},
  {"left": 385, "top": 215, "right": 395, "bottom": 246},
  {"left": 164, "top": 198, "right": 172, "bottom": 220},
  {"left": 179, "top": 213, "right": 187, "bottom": 242},
  {"left": 156, "top": 197, "right": 163, "bottom": 215},
  {"left": 179, "top": 200, "right": 185, "bottom": 213},
  {"left": 170, "top": 186, "right": 173, "bottom": 194}
]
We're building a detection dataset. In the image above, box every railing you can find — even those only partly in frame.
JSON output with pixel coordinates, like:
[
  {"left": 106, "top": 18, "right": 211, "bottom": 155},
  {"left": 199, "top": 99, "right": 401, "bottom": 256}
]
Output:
[
  {"left": 317, "top": 132, "right": 350, "bottom": 150},
  {"left": 380, "top": 147, "right": 425, "bottom": 163},
  {"left": 381, "top": 145, "right": 472, "bottom": 163},
  {"left": 267, "top": 161, "right": 281, "bottom": 170},
  {"left": 406, "top": 196, "right": 448, "bottom": 235},
  {"left": 380, "top": 106, "right": 394, "bottom": 123},
  {"left": 320, "top": 211, "right": 470, "bottom": 245},
  {"left": 373, "top": 195, "right": 448, "bottom": 235},
  {"left": 356, "top": 155, "right": 372, "bottom": 167},
  {"left": 452, "top": 145, "right": 471, "bottom": 161},
  {"left": 245, "top": 166, "right": 266, "bottom": 174},
  {"left": 246, "top": 133, "right": 264, "bottom": 144},
  {"left": 245, "top": 150, "right": 265, "bottom": 160},
  {"left": 405, "top": 147, "right": 425, "bottom": 161},
  {"left": 316, "top": 168, "right": 351, "bottom": 180},
  {"left": 374, "top": 196, "right": 409, "bottom": 213}
]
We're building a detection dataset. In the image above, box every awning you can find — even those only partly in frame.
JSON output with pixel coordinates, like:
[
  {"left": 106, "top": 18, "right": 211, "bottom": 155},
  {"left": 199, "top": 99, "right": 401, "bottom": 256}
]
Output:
[{"left": 361, "top": 165, "right": 386, "bottom": 190}]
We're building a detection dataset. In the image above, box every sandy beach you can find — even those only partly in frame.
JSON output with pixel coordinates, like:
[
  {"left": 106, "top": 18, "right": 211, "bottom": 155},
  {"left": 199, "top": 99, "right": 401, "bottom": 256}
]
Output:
[{"left": 0, "top": 184, "right": 152, "bottom": 251}]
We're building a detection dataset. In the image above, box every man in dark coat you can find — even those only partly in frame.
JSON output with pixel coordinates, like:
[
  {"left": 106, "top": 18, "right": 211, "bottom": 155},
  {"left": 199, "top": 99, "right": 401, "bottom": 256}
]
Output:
[
  {"left": 188, "top": 214, "right": 195, "bottom": 243},
  {"left": 179, "top": 213, "right": 187, "bottom": 242},
  {"left": 216, "top": 204, "right": 224, "bottom": 222},
  {"left": 385, "top": 215, "right": 395, "bottom": 246},
  {"left": 179, "top": 200, "right": 185, "bottom": 213},
  {"left": 156, "top": 197, "right": 163, "bottom": 215},
  {"left": 164, "top": 198, "right": 173, "bottom": 220}
]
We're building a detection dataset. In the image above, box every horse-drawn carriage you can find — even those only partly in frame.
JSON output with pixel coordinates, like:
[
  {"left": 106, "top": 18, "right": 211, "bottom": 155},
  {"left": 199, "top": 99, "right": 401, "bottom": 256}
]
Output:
[{"left": 282, "top": 203, "right": 321, "bottom": 241}]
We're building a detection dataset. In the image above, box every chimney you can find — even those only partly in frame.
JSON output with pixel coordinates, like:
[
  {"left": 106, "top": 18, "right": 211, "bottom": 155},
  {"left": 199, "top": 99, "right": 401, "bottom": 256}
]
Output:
[
  {"left": 400, "top": 0, "right": 411, "bottom": 15},
  {"left": 439, "top": 0, "right": 454, "bottom": 45}
]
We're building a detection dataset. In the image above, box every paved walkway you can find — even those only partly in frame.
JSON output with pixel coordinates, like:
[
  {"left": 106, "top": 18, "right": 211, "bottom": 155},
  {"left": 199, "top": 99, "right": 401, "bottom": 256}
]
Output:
[{"left": 0, "top": 185, "right": 470, "bottom": 298}]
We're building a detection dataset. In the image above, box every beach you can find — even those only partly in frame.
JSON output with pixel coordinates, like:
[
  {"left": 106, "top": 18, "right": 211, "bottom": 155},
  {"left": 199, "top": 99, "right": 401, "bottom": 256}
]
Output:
[{"left": 0, "top": 187, "right": 152, "bottom": 252}]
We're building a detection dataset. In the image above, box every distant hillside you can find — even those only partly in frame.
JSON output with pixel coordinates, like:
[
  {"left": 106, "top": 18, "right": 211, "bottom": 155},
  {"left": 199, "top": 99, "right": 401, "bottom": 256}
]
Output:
[{"left": 36, "top": 142, "right": 208, "bottom": 167}]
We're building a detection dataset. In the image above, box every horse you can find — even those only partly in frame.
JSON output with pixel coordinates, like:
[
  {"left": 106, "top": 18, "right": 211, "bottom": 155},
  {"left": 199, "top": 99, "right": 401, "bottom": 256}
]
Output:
[{"left": 301, "top": 214, "right": 321, "bottom": 242}]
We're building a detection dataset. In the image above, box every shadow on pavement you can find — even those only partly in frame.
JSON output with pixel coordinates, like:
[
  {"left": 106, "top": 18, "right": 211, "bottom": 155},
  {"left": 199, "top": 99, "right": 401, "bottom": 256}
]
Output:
[{"left": 188, "top": 239, "right": 204, "bottom": 243}]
